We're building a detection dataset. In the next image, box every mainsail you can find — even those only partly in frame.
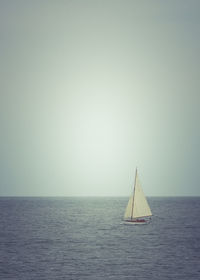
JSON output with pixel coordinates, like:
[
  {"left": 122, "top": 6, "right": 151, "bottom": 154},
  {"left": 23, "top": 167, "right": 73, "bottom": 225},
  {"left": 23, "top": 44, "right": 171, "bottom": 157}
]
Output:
[{"left": 124, "top": 169, "right": 152, "bottom": 220}]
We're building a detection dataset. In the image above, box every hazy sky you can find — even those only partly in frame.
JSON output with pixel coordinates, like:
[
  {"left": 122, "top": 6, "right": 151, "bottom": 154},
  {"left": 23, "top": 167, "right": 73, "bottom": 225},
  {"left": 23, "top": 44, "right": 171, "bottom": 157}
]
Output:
[{"left": 0, "top": 0, "right": 200, "bottom": 196}]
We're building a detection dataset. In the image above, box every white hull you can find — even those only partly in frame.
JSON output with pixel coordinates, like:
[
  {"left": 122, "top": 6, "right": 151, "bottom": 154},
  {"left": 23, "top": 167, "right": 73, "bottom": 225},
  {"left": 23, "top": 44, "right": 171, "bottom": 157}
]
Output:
[
  {"left": 123, "top": 220, "right": 148, "bottom": 225},
  {"left": 123, "top": 218, "right": 151, "bottom": 225}
]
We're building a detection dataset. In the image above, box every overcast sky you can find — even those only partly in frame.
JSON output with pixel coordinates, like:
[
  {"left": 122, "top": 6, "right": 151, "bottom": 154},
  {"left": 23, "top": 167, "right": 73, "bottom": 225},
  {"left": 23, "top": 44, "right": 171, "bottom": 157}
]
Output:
[{"left": 0, "top": 0, "right": 200, "bottom": 196}]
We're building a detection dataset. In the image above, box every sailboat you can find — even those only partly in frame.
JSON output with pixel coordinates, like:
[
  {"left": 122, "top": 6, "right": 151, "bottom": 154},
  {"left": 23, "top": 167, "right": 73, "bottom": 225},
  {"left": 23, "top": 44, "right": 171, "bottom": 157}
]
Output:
[{"left": 124, "top": 169, "right": 152, "bottom": 224}]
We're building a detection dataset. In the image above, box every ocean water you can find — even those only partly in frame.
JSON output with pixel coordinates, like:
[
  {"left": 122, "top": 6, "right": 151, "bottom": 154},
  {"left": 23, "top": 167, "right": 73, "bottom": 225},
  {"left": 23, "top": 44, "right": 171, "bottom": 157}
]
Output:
[{"left": 0, "top": 197, "right": 200, "bottom": 280}]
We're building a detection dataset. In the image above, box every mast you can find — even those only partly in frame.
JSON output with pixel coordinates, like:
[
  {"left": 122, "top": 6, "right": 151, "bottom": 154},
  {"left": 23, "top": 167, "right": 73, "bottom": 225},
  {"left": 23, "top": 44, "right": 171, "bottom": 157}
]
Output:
[{"left": 131, "top": 168, "right": 137, "bottom": 220}]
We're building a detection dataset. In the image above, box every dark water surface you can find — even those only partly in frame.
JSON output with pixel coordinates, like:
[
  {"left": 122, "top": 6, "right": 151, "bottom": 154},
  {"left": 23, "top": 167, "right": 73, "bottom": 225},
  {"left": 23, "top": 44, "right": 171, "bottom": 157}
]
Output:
[{"left": 0, "top": 197, "right": 200, "bottom": 279}]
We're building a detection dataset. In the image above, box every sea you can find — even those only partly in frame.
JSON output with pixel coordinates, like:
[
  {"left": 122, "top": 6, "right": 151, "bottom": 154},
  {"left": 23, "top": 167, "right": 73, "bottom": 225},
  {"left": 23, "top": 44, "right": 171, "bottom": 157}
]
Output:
[{"left": 0, "top": 197, "right": 200, "bottom": 280}]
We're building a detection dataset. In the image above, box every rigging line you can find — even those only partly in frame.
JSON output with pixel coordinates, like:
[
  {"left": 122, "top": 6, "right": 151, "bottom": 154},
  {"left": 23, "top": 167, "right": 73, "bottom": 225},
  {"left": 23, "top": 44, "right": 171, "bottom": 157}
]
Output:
[{"left": 131, "top": 168, "right": 137, "bottom": 219}]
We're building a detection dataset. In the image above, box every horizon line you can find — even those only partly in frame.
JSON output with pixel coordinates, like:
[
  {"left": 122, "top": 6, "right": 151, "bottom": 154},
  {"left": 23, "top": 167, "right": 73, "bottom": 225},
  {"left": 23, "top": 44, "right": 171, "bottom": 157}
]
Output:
[{"left": 0, "top": 195, "right": 199, "bottom": 198}]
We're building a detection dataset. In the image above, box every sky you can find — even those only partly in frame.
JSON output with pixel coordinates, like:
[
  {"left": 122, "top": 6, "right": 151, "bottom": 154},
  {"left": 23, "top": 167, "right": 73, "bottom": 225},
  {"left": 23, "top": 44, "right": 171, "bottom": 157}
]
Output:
[{"left": 0, "top": 0, "right": 200, "bottom": 196}]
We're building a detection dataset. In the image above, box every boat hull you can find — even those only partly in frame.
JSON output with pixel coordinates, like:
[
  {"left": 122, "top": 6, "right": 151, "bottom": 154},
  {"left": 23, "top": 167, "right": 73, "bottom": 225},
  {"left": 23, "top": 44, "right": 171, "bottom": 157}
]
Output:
[
  {"left": 124, "top": 221, "right": 147, "bottom": 225},
  {"left": 123, "top": 219, "right": 149, "bottom": 225}
]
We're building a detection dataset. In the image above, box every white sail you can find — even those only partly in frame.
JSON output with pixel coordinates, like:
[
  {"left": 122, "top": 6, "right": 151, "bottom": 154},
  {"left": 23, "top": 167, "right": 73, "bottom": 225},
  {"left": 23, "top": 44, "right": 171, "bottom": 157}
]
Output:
[
  {"left": 132, "top": 173, "right": 152, "bottom": 218},
  {"left": 124, "top": 170, "right": 152, "bottom": 220},
  {"left": 124, "top": 196, "right": 133, "bottom": 219}
]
